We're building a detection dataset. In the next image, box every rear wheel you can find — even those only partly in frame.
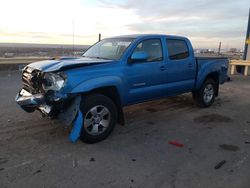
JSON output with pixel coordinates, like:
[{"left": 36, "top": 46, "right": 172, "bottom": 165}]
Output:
[
  {"left": 193, "top": 78, "right": 217, "bottom": 107},
  {"left": 80, "top": 94, "right": 117, "bottom": 143}
]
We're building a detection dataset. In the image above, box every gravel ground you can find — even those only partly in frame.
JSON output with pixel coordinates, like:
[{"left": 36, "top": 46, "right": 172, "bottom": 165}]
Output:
[{"left": 0, "top": 71, "right": 250, "bottom": 188}]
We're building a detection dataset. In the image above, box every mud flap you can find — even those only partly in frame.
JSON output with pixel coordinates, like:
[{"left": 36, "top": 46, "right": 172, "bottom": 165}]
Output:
[{"left": 69, "top": 110, "right": 84, "bottom": 142}]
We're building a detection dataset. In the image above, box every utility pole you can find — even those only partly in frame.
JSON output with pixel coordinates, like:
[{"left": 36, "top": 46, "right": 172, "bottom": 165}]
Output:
[
  {"left": 243, "top": 8, "right": 250, "bottom": 60},
  {"left": 98, "top": 33, "right": 101, "bottom": 41},
  {"left": 72, "top": 20, "right": 75, "bottom": 56},
  {"left": 218, "top": 42, "right": 221, "bottom": 55}
]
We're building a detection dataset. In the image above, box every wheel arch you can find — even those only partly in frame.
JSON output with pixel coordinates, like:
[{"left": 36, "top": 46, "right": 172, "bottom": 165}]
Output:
[
  {"left": 82, "top": 86, "right": 125, "bottom": 125},
  {"left": 204, "top": 72, "right": 219, "bottom": 96},
  {"left": 195, "top": 71, "right": 219, "bottom": 96}
]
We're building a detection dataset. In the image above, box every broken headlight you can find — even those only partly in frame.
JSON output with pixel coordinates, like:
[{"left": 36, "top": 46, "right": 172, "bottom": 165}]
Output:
[{"left": 42, "top": 72, "right": 66, "bottom": 91}]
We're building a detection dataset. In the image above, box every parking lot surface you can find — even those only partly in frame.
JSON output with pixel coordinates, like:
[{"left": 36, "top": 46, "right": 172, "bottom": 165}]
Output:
[{"left": 0, "top": 71, "right": 250, "bottom": 188}]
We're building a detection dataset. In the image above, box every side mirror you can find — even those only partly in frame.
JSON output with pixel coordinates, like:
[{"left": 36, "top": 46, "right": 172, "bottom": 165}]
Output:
[{"left": 130, "top": 51, "right": 148, "bottom": 63}]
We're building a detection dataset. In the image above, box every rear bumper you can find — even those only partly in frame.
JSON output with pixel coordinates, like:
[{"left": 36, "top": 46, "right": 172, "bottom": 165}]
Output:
[{"left": 15, "top": 89, "right": 50, "bottom": 114}]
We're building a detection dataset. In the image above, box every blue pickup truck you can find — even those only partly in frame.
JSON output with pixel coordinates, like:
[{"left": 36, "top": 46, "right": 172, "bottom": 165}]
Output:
[{"left": 16, "top": 34, "right": 228, "bottom": 143}]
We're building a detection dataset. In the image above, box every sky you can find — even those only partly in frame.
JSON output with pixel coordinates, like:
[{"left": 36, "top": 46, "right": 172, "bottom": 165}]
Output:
[{"left": 0, "top": 0, "right": 249, "bottom": 49}]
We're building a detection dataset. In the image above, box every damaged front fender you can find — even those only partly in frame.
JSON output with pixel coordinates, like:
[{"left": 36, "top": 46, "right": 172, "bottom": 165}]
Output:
[
  {"left": 69, "top": 110, "right": 84, "bottom": 142},
  {"left": 58, "top": 95, "right": 81, "bottom": 126},
  {"left": 57, "top": 95, "right": 84, "bottom": 143}
]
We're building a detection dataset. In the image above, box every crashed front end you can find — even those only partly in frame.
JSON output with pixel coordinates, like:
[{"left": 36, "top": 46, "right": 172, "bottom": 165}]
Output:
[{"left": 15, "top": 66, "right": 82, "bottom": 142}]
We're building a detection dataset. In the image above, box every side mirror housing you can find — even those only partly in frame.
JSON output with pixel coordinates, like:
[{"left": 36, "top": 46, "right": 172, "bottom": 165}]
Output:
[{"left": 130, "top": 51, "right": 148, "bottom": 63}]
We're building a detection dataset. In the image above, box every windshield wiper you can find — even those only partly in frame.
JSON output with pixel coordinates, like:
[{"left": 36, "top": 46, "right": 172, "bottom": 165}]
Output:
[
  {"left": 83, "top": 56, "right": 113, "bottom": 60},
  {"left": 96, "top": 57, "right": 113, "bottom": 60}
]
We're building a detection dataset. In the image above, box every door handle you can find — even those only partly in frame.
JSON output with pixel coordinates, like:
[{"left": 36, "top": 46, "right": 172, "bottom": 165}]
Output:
[
  {"left": 160, "top": 66, "right": 166, "bottom": 71},
  {"left": 188, "top": 63, "right": 193, "bottom": 68}
]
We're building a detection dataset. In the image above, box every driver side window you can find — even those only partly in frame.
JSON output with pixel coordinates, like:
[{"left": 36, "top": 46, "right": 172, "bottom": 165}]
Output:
[{"left": 134, "top": 39, "right": 163, "bottom": 62}]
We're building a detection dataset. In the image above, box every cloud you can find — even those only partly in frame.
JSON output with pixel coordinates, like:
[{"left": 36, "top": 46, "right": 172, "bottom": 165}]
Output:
[
  {"left": 0, "top": 0, "right": 140, "bottom": 44},
  {"left": 116, "top": 0, "right": 248, "bottom": 19},
  {"left": 0, "top": 0, "right": 249, "bottom": 48},
  {"left": 98, "top": 0, "right": 250, "bottom": 48}
]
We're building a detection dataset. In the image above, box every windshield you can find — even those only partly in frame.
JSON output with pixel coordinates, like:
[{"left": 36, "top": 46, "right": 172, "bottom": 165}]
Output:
[{"left": 83, "top": 38, "right": 134, "bottom": 60}]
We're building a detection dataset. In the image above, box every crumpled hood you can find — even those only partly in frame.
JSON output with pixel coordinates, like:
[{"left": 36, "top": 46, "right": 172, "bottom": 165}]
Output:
[{"left": 27, "top": 57, "right": 115, "bottom": 72}]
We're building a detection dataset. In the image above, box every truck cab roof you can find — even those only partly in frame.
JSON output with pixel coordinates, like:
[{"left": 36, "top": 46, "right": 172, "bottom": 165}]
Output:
[{"left": 108, "top": 34, "right": 189, "bottom": 41}]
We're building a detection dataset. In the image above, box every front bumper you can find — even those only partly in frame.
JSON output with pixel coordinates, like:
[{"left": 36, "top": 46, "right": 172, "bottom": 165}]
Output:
[
  {"left": 15, "top": 89, "right": 51, "bottom": 114},
  {"left": 16, "top": 88, "right": 83, "bottom": 142}
]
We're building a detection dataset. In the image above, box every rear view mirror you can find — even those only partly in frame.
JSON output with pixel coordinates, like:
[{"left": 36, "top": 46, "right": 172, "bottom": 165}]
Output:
[{"left": 130, "top": 51, "right": 148, "bottom": 63}]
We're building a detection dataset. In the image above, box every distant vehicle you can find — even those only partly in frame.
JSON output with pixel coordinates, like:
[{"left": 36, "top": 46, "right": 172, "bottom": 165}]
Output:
[{"left": 15, "top": 34, "right": 229, "bottom": 143}]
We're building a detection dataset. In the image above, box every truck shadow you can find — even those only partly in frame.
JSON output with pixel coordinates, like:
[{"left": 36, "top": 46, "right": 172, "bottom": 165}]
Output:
[{"left": 123, "top": 93, "right": 195, "bottom": 124}]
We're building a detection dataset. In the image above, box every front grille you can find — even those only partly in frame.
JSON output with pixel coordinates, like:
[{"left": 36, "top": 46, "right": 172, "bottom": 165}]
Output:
[{"left": 22, "top": 67, "right": 42, "bottom": 94}]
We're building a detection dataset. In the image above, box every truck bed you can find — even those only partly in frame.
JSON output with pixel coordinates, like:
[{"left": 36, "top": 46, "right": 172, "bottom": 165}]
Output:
[{"left": 195, "top": 56, "right": 229, "bottom": 85}]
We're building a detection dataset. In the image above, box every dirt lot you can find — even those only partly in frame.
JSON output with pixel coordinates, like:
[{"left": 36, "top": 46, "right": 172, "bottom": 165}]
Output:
[{"left": 0, "top": 71, "right": 250, "bottom": 188}]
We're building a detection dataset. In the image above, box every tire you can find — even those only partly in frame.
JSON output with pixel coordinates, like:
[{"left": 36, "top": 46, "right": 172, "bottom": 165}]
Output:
[
  {"left": 193, "top": 78, "right": 217, "bottom": 108},
  {"left": 79, "top": 94, "right": 117, "bottom": 143}
]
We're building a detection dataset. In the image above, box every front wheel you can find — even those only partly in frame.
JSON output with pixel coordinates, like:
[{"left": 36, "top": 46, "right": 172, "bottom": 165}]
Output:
[
  {"left": 193, "top": 78, "right": 217, "bottom": 107},
  {"left": 80, "top": 94, "right": 117, "bottom": 143}
]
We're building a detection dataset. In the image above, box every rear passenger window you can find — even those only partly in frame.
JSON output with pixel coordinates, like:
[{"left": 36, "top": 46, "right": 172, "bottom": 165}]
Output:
[{"left": 166, "top": 39, "right": 189, "bottom": 60}]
